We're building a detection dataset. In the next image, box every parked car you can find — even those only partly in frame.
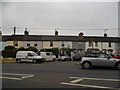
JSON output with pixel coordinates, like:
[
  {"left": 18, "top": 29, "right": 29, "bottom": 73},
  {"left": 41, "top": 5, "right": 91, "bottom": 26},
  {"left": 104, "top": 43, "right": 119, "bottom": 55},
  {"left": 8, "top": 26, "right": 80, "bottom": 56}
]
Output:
[
  {"left": 39, "top": 51, "right": 56, "bottom": 61},
  {"left": 80, "top": 52, "right": 120, "bottom": 69},
  {"left": 112, "top": 51, "right": 120, "bottom": 59},
  {"left": 16, "top": 51, "right": 45, "bottom": 63},
  {"left": 58, "top": 54, "right": 71, "bottom": 61}
]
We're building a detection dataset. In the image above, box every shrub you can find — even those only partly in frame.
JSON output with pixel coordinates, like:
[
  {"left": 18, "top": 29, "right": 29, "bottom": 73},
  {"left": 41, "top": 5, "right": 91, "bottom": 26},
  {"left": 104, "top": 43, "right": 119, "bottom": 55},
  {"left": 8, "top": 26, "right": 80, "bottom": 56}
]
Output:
[
  {"left": 26, "top": 46, "right": 38, "bottom": 52},
  {"left": 2, "top": 46, "right": 16, "bottom": 58}
]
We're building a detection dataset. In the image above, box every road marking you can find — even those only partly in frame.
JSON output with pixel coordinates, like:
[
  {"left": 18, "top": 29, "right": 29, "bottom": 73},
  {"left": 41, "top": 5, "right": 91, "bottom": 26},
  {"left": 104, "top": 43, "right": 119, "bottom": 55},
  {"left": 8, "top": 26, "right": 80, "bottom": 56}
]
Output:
[
  {"left": 0, "top": 77, "right": 22, "bottom": 80},
  {"left": 0, "top": 73, "right": 34, "bottom": 80},
  {"left": 61, "top": 82, "right": 116, "bottom": 90},
  {"left": 61, "top": 77, "right": 120, "bottom": 89},
  {"left": 22, "top": 75, "right": 34, "bottom": 79},
  {"left": 0, "top": 73, "right": 32, "bottom": 76},
  {"left": 70, "top": 78, "right": 83, "bottom": 84},
  {"left": 69, "top": 77, "right": 120, "bottom": 82}
]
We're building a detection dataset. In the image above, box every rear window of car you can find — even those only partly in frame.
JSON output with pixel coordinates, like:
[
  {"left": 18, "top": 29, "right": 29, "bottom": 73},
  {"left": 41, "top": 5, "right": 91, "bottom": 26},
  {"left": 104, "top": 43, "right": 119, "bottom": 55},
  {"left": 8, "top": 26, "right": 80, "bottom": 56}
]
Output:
[{"left": 84, "top": 53, "right": 97, "bottom": 58}]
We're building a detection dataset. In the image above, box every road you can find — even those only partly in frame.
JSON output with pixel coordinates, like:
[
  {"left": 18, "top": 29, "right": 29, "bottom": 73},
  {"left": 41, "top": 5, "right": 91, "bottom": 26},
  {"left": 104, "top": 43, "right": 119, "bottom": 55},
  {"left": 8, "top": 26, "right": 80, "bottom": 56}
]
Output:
[{"left": 1, "top": 61, "right": 120, "bottom": 89}]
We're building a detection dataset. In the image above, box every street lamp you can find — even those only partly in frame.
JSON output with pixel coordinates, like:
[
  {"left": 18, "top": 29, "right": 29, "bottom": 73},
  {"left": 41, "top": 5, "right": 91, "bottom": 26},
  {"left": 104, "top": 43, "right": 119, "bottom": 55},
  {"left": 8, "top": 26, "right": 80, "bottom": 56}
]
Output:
[{"left": 13, "top": 27, "right": 16, "bottom": 59}]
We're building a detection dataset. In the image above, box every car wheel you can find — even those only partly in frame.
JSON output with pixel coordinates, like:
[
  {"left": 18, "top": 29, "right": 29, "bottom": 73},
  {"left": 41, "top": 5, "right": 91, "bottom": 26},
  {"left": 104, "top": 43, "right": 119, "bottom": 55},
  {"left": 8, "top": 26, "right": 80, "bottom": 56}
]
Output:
[
  {"left": 116, "top": 63, "right": 120, "bottom": 70},
  {"left": 53, "top": 58, "right": 56, "bottom": 61},
  {"left": 17, "top": 59, "right": 21, "bottom": 63},
  {"left": 33, "top": 60, "right": 37, "bottom": 63},
  {"left": 83, "top": 62, "right": 92, "bottom": 69}
]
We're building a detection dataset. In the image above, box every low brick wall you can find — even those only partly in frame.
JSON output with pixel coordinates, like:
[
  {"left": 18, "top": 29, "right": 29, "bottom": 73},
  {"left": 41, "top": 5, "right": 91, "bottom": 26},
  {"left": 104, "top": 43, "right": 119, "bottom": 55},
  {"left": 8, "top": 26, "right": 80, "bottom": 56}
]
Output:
[{"left": 0, "top": 58, "right": 16, "bottom": 63}]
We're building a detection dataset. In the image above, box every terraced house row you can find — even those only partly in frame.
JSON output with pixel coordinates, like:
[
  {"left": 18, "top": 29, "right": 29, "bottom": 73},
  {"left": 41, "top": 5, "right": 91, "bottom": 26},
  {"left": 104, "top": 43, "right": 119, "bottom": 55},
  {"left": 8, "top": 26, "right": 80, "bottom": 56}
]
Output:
[{"left": 1, "top": 30, "right": 120, "bottom": 54}]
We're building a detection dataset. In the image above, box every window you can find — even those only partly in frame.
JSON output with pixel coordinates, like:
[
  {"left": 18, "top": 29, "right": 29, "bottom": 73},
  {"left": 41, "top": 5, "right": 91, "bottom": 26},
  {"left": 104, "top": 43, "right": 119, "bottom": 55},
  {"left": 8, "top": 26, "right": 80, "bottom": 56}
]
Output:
[
  {"left": 28, "top": 53, "right": 37, "bottom": 56},
  {"left": 89, "top": 41, "right": 92, "bottom": 47},
  {"left": 84, "top": 53, "right": 98, "bottom": 58},
  {"left": 34, "top": 44, "right": 37, "bottom": 46},
  {"left": 108, "top": 42, "right": 111, "bottom": 47},
  {"left": 15, "top": 41, "right": 18, "bottom": 46},
  {"left": 95, "top": 42, "right": 98, "bottom": 47},
  {"left": 15, "top": 44, "right": 18, "bottom": 46},
  {"left": 50, "top": 41, "right": 53, "bottom": 47},
  {"left": 61, "top": 42, "right": 65, "bottom": 47},
  {"left": 28, "top": 53, "right": 33, "bottom": 56},
  {"left": 46, "top": 52, "right": 50, "bottom": 55},
  {"left": 27, "top": 44, "right": 30, "bottom": 46}
]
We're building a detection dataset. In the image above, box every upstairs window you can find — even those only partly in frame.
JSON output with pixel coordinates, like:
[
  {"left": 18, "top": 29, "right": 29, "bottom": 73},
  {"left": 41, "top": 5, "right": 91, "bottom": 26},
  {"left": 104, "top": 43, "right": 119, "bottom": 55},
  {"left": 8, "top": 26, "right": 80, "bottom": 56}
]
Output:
[
  {"left": 15, "top": 41, "right": 18, "bottom": 46},
  {"left": 61, "top": 42, "right": 65, "bottom": 47},
  {"left": 34, "top": 44, "right": 37, "bottom": 46},
  {"left": 108, "top": 42, "right": 111, "bottom": 47},
  {"left": 50, "top": 41, "right": 53, "bottom": 47},
  {"left": 27, "top": 44, "right": 30, "bottom": 47},
  {"left": 95, "top": 42, "right": 98, "bottom": 47},
  {"left": 89, "top": 41, "right": 92, "bottom": 47}
]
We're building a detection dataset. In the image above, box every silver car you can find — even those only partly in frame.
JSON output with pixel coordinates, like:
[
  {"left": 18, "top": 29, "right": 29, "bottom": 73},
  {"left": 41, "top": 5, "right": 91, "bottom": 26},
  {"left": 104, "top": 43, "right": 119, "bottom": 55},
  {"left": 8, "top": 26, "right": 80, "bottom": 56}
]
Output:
[{"left": 80, "top": 52, "right": 120, "bottom": 69}]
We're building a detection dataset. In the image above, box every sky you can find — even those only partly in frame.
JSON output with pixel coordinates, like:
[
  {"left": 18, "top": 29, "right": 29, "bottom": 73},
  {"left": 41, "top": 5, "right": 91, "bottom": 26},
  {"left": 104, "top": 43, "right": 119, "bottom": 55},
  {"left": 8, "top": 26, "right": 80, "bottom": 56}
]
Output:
[{"left": 0, "top": 0, "right": 119, "bottom": 37}]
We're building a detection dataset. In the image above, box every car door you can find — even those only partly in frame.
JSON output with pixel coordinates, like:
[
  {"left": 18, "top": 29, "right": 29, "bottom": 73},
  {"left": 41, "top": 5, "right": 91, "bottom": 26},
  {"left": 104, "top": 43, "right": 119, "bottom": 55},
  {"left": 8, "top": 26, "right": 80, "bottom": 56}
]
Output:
[
  {"left": 84, "top": 53, "right": 98, "bottom": 66},
  {"left": 46, "top": 52, "right": 51, "bottom": 61},
  {"left": 27, "top": 53, "right": 34, "bottom": 62},
  {"left": 97, "top": 53, "right": 114, "bottom": 67}
]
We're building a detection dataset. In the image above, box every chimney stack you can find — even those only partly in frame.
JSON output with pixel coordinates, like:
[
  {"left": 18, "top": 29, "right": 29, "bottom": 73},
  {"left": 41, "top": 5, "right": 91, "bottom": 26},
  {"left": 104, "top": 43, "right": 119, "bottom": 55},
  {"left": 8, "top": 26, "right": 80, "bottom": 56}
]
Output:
[
  {"left": 104, "top": 33, "right": 107, "bottom": 37},
  {"left": 79, "top": 32, "right": 84, "bottom": 41},
  {"left": 55, "top": 30, "right": 58, "bottom": 37},
  {"left": 24, "top": 28, "right": 29, "bottom": 35}
]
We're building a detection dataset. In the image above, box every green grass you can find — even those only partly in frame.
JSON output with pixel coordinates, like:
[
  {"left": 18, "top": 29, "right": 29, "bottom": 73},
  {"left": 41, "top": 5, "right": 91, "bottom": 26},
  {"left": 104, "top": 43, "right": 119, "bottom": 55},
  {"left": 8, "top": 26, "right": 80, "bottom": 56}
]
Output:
[{"left": 0, "top": 58, "right": 16, "bottom": 63}]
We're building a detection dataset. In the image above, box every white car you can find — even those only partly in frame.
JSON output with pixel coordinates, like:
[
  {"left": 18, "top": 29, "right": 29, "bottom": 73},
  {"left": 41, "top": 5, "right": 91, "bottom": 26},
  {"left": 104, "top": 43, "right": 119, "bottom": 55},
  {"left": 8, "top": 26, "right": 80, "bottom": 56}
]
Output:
[
  {"left": 16, "top": 51, "right": 44, "bottom": 63},
  {"left": 80, "top": 52, "right": 120, "bottom": 69},
  {"left": 58, "top": 54, "right": 71, "bottom": 61},
  {"left": 39, "top": 52, "right": 56, "bottom": 61}
]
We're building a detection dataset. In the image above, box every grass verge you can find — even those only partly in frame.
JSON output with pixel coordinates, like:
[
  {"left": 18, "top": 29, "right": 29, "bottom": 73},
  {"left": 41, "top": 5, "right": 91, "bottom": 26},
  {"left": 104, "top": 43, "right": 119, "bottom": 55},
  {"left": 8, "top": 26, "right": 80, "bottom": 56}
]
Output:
[{"left": 0, "top": 58, "right": 16, "bottom": 64}]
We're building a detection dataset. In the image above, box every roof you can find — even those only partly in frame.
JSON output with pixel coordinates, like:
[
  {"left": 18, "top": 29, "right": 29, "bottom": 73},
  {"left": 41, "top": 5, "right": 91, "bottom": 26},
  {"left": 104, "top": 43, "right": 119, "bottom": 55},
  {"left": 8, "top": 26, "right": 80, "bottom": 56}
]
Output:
[{"left": 2, "top": 34, "right": 120, "bottom": 42}]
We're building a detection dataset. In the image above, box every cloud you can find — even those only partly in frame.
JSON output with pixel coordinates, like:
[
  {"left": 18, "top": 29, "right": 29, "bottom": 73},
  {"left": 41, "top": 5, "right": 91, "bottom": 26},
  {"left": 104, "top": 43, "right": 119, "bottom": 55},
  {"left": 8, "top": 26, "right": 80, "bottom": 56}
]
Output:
[{"left": 2, "top": 2, "right": 118, "bottom": 36}]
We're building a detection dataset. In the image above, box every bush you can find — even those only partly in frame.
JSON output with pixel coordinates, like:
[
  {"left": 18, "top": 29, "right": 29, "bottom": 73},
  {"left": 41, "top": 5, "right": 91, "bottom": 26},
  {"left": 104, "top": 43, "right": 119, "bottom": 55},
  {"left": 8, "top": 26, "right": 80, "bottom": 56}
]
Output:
[
  {"left": 2, "top": 46, "right": 16, "bottom": 58},
  {"left": 60, "top": 48, "right": 72, "bottom": 56},
  {"left": 26, "top": 46, "right": 38, "bottom": 52},
  {"left": 17, "top": 47, "right": 26, "bottom": 51},
  {"left": 4, "top": 46, "right": 15, "bottom": 51}
]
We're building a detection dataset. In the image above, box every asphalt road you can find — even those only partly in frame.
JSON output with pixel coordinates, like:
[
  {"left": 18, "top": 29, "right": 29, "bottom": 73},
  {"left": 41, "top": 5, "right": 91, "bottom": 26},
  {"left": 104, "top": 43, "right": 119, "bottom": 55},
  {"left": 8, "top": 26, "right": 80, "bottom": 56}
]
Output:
[{"left": 1, "top": 61, "right": 120, "bottom": 89}]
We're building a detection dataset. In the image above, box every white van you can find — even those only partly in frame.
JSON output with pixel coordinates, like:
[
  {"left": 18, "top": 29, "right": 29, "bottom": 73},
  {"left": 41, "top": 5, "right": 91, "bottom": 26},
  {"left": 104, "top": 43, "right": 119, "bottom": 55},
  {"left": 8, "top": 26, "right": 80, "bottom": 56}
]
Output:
[
  {"left": 16, "top": 51, "right": 44, "bottom": 63},
  {"left": 39, "top": 52, "right": 56, "bottom": 61}
]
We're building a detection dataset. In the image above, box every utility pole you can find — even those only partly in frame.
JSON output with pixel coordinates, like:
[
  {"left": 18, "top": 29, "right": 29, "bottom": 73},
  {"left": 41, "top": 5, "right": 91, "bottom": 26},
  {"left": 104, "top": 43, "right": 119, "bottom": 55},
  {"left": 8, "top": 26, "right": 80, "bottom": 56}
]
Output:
[{"left": 13, "top": 27, "right": 16, "bottom": 59}]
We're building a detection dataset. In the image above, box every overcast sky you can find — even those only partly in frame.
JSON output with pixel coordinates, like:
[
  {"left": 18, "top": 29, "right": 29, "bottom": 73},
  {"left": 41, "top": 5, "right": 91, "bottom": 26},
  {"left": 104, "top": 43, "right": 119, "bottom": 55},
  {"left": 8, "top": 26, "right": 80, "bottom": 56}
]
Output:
[{"left": 1, "top": 0, "right": 119, "bottom": 37}]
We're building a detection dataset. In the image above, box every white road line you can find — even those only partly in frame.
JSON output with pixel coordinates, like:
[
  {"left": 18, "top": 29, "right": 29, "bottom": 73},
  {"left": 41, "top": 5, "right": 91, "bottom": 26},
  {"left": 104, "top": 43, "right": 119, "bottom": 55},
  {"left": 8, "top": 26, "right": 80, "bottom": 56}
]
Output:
[
  {"left": 22, "top": 75, "right": 34, "bottom": 79},
  {"left": 70, "top": 79, "right": 83, "bottom": 84},
  {"left": 69, "top": 77, "right": 120, "bottom": 82},
  {"left": 0, "top": 73, "right": 31, "bottom": 76},
  {"left": 61, "top": 82, "right": 116, "bottom": 90},
  {"left": 0, "top": 73, "right": 34, "bottom": 80},
  {"left": 0, "top": 77, "right": 22, "bottom": 80}
]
